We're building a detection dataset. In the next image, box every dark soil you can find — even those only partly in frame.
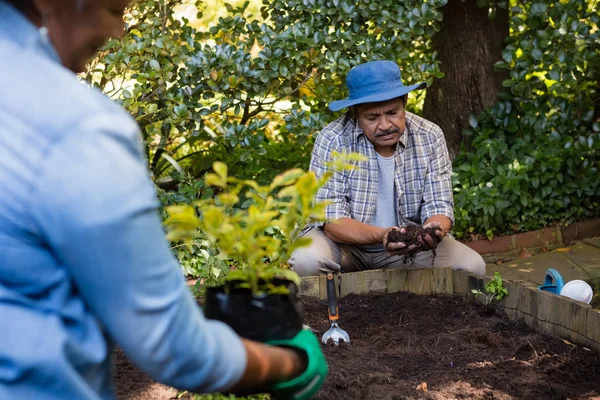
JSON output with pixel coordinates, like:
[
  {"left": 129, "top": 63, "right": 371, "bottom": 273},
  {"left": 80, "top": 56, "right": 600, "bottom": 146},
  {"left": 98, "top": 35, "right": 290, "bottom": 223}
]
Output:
[
  {"left": 115, "top": 292, "right": 600, "bottom": 400},
  {"left": 306, "top": 292, "right": 600, "bottom": 400},
  {"left": 387, "top": 225, "right": 442, "bottom": 262}
]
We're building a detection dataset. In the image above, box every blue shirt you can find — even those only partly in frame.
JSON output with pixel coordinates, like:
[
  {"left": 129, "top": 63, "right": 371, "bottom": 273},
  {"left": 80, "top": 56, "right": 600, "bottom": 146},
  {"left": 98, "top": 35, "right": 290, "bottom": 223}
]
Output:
[{"left": 0, "top": 3, "right": 246, "bottom": 398}]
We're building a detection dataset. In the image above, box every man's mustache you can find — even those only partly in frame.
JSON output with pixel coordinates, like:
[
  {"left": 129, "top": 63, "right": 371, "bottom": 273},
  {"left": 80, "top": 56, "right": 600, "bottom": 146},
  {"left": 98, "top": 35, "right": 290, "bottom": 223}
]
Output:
[{"left": 374, "top": 127, "right": 400, "bottom": 137}]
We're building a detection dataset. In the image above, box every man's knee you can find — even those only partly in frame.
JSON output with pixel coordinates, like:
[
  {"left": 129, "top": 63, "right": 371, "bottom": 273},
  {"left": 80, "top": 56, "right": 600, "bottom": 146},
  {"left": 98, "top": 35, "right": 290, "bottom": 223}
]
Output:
[
  {"left": 289, "top": 251, "right": 342, "bottom": 277},
  {"left": 288, "top": 247, "right": 323, "bottom": 277},
  {"left": 288, "top": 229, "right": 341, "bottom": 277},
  {"left": 457, "top": 248, "right": 486, "bottom": 276},
  {"left": 439, "top": 237, "right": 486, "bottom": 276}
]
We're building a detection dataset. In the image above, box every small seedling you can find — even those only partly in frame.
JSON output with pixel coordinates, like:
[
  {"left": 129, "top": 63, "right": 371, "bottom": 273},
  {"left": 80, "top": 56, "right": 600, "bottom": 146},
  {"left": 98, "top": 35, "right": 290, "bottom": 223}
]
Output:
[{"left": 471, "top": 272, "right": 508, "bottom": 305}]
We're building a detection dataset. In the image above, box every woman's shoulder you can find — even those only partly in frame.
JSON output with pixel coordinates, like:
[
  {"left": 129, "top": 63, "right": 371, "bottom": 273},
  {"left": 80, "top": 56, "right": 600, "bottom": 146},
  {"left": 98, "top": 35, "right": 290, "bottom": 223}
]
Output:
[{"left": 1, "top": 43, "right": 135, "bottom": 143}]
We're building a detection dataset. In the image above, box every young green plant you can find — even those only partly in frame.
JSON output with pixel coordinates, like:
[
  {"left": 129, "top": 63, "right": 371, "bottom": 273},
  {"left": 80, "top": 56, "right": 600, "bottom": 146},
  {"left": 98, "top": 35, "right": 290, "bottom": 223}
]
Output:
[
  {"left": 164, "top": 152, "right": 365, "bottom": 295},
  {"left": 471, "top": 272, "right": 509, "bottom": 306}
]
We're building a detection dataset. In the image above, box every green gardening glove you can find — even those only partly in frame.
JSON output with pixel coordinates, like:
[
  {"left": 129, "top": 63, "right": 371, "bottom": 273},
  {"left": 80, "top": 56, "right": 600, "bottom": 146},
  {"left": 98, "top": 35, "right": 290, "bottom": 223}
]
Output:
[{"left": 266, "top": 329, "right": 328, "bottom": 400}]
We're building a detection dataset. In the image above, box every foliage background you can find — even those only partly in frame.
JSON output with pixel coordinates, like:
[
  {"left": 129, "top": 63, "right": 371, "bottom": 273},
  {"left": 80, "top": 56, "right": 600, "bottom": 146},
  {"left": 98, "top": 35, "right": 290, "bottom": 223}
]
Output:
[{"left": 84, "top": 0, "right": 599, "bottom": 278}]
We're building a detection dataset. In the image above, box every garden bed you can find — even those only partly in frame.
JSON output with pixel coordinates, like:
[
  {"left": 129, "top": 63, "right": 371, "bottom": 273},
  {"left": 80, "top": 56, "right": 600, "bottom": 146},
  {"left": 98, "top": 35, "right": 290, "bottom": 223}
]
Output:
[
  {"left": 116, "top": 268, "right": 600, "bottom": 399},
  {"left": 115, "top": 291, "right": 600, "bottom": 399},
  {"left": 304, "top": 292, "right": 600, "bottom": 400}
]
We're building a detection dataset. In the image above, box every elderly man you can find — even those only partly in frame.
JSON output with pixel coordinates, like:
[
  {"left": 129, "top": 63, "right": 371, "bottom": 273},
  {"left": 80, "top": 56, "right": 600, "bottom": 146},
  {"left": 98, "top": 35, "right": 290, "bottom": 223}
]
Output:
[{"left": 290, "top": 60, "right": 485, "bottom": 277}]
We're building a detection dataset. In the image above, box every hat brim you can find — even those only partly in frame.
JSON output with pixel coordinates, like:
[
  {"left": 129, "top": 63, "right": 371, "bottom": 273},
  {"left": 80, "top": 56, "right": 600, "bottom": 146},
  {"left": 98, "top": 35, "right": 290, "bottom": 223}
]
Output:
[{"left": 328, "top": 82, "right": 427, "bottom": 112}]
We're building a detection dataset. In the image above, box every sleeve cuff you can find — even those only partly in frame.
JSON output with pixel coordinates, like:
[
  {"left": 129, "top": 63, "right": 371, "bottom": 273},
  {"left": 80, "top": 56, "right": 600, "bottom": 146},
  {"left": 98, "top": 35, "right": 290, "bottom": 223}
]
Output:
[{"left": 421, "top": 208, "right": 454, "bottom": 226}]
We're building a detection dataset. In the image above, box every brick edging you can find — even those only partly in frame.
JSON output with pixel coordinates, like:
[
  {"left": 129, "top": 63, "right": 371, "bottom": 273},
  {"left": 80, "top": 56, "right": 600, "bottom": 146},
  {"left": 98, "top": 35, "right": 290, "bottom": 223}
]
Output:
[{"left": 463, "top": 218, "right": 600, "bottom": 255}]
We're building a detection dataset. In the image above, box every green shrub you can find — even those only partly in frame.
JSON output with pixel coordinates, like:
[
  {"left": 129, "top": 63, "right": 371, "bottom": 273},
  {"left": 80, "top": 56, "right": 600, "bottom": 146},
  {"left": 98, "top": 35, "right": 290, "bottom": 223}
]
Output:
[
  {"left": 452, "top": 0, "right": 600, "bottom": 239},
  {"left": 163, "top": 154, "right": 365, "bottom": 293},
  {"left": 84, "top": 0, "right": 444, "bottom": 184}
]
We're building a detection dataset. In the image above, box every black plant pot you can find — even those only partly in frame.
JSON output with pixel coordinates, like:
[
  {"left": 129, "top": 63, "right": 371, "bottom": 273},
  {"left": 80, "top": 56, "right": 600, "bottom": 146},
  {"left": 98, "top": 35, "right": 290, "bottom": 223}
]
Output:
[{"left": 203, "top": 279, "right": 304, "bottom": 342}]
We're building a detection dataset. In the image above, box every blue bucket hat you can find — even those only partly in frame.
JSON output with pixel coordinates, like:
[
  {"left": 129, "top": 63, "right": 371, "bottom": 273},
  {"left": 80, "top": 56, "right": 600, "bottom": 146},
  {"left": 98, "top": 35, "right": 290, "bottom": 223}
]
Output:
[{"left": 329, "top": 60, "right": 427, "bottom": 112}]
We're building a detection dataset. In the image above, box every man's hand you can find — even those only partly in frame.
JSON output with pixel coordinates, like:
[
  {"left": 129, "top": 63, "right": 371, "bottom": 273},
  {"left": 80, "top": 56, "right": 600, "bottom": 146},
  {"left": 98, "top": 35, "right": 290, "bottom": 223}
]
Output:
[
  {"left": 382, "top": 226, "right": 420, "bottom": 256},
  {"left": 420, "top": 222, "right": 445, "bottom": 251},
  {"left": 383, "top": 223, "right": 445, "bottom": 256}
]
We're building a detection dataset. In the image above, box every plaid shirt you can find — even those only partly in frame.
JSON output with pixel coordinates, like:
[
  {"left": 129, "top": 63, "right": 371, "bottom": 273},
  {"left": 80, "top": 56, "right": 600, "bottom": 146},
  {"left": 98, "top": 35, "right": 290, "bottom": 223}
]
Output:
[{"left": 310, "top": 111, "right": 454, "bottom": 228}]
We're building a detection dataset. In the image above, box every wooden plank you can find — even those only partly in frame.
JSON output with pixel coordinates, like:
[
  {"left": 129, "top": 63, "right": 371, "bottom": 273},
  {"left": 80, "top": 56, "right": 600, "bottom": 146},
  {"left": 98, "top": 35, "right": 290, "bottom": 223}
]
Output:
[
  {"left": 407, "top": 268, "right": 433, "bottom": 295},
  {"left": 517, "top": 283, "right": 539, "bottom": 317},
  {"left": 364, "top": 270, "right": 387, "bottom": 293},
  {"left": 318, "top": 274, "right": 328, "bottom": 300},
  {"left": 497, "top": 279, "right": 518, "bottom": 311},
  {"left": 386, "top": 269, "right": 408, "bottom": 293},
  {"left": 468, "top": 274, "right": 485, "bottom": 292},
  {"left": 299, "top": 276, "right": 322, "bottom": 298},
  {"left": 339, "top": 271, "right": 360, "bottom": 296},
  {"left": 452, "top": 269, "right": 470, "bottom": 296},
  {"left": 515, "top": 284, "right": 540, "bottom": 331},
  {"left": 537, "top": 291, "right": 567, "bottom": 325},
  {"left": 339, "top": 270, "right": 387, "bottom": 296},
  {"left": 468, "top": 275, "right": 486, "bottom": 304},
  {"left": 432, "top": 267, "right": 453, "bottom": 294},
  {"left": 585, "top": 309, "right": 600, "bottom": 353},
  {"left": 537, "top": 291, "right": 561, "bottom": 337},
  {"left": 565, "top": 299, "right": 589, "bottom": 344},
  {"left": 502, "top": 307, "right": 518, "bottom": 321}
]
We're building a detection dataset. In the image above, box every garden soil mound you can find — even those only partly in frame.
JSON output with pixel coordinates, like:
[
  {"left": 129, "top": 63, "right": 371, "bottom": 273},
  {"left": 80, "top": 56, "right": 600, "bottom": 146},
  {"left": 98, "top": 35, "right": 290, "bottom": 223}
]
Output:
[
  {"left": 306, "top": 292, "right": 600, "bottom": 400},
  {"left": 115, "top": 292, "right": 600, "bottom": 400}
]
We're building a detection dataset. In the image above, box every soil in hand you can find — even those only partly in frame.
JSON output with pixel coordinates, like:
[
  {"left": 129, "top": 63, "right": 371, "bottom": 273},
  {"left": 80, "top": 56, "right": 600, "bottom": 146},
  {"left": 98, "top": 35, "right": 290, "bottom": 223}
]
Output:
[
  {"left": 386, "top": 225, "right": 442, "bottom": 262},
  {"left": 306, "top": 292, "right": 600, "bottom": 400}
]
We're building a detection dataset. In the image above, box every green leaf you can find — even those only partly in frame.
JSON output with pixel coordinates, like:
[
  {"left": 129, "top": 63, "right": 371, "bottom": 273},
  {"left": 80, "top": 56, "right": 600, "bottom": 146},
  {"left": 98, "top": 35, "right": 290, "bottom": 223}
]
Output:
[
  {"left": 256, "top": 146, "right": 267, "bottom": 155},
  {"left": 494, "top": 61, "right": 510, "bottom": 70},
  {"left": 520, "top": 196, "right": 528, "bottom": 207},
  {"left": 530, "top": 3, "right": 547, "bottom": 16},
  {"left": 240, "top": 151, "right": 251, "bottom": 162},
  {"left": 270, "top": 168, "right": 304, "bottom": 189},
  {"left": 149, "top": 59, "right": 160, "bottom": 71},
  {"left": 213, "top": 162, "right": 228, "bottom": 183},
  {"left": 548, "top": 69, "right": 560, "bottom": 81},
  {"left": 279, "top": 65, "right": 289, "bottom": 77}
]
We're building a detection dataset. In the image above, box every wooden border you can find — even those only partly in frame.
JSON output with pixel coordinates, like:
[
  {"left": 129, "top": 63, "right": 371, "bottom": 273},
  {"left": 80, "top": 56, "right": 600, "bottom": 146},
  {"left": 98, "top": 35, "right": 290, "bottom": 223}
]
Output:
[{"left": 300, "top": 267, "right": 600, "bottom": 353}]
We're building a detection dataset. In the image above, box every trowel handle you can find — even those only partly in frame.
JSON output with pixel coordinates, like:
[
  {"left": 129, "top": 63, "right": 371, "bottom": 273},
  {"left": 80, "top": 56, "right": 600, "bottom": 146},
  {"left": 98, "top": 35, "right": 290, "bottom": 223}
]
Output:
[{"left": 326, "top": 273, "right": 339, "bottom": 321}]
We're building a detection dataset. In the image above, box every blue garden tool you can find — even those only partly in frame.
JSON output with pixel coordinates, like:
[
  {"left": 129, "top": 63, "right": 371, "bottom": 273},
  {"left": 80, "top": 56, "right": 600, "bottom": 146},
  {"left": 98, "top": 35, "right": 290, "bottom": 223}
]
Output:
[{"left": 538, "top": 268, "right": 564, "bottom": 294}]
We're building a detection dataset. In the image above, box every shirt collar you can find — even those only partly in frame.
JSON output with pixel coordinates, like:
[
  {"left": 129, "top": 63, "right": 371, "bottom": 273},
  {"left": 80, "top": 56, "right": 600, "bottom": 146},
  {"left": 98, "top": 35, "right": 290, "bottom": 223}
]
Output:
[{"left": 0, "top": 1, "right": 62, "bottom": 64}]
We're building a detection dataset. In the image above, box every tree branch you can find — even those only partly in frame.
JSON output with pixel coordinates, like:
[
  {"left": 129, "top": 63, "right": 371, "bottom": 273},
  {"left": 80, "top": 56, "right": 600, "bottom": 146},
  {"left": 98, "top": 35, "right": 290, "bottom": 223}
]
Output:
[{"left": 240, "top": 97, "right": 263, "bottom": 125}]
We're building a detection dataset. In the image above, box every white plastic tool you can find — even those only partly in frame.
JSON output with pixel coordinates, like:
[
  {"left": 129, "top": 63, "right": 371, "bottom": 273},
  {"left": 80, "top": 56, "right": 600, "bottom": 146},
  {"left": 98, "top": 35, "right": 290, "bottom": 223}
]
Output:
[{"left": 560, "top": 280, "right": 594, "bottom": 304}]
